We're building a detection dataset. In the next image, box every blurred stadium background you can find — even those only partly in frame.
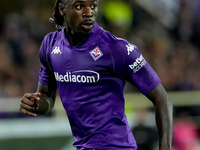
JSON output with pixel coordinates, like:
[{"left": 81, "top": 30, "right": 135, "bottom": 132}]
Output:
[{"left": 0, "top": 0, "right": 200, "bottom": 150}]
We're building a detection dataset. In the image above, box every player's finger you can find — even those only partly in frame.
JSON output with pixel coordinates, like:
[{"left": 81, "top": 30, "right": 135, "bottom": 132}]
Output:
[
  {"left": 32, "top": 92, "right": 41, "bottom": 101},
  {"left": 23, "top": 93, "right": 41, "bottom": 101},
  {"left": 20, "top": 102, "right": 38, "bottom": 111},
  {"left": 19, "top": 108, "right": 37, "bottom": 117},
  {"left": 21, "top": 97, "right": 38, "bottom": 107},
  {"left": 35, "top": 92, "right": 41, "bottom": 96}
]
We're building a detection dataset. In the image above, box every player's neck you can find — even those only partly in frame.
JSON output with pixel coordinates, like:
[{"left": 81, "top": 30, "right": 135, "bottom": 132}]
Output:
[{"left": 65, "top": 28, "right": 89, "bottom": 46}]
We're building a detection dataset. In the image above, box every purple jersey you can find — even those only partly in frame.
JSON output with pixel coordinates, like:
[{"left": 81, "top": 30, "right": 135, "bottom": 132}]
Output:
[{"left": 39, "top": 23, "right": 161, "bottom": 149}]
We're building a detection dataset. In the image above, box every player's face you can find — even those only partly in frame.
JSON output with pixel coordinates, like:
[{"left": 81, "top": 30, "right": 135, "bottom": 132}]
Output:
[{"left": 61, "top": 0, "right": 98, "bottom": 35}]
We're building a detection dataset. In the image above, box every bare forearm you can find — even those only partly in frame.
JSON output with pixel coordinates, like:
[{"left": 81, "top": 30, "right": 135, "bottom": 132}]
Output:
[
  {"left": 154, "top": 96, "right": 173, "bottom": 150},
  {"left": 36, "top": 93, "right": 54, "bottom": 115},
  {"left": 146, "top": 84, "right": 173, "bottom": 150},
  {"left": 36, "top": 82, "right": 57, "bottom": 115}
]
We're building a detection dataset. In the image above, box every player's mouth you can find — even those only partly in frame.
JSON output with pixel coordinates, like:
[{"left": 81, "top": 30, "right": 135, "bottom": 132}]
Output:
[{"left": 81, "top": 20, "right": 94, "bottom": 31}]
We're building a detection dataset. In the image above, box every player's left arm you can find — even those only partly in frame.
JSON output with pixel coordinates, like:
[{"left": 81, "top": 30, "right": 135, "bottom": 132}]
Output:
[{"left": 145, "top": 83, "right": 173, "bottom": 150}]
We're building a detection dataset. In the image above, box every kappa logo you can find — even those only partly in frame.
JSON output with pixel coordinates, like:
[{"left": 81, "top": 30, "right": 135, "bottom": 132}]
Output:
[
  {"left": 51, "top": 46, "right": 62, "bottom": 54},
  {"left": 126, "top": 44, "right": 136, "bottom": 55},
  {"left": 89, "top": 47, "right": 103, "bottom": 61}
]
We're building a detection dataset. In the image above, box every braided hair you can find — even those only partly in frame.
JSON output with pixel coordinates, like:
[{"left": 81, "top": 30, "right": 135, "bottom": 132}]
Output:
[
  {"left": 49, "top": 0, "right": 75, "bottom": 31},
  {"left": 49, "top": 0, "right": 64, "bottom": 31}
]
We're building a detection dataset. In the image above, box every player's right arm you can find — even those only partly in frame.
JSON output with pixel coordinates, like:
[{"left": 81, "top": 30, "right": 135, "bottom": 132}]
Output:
[
  {"left": 20, "top": 33, "right": 58, "bottom": 117},
  {"left": 20, "top": 82, "right": 57, "bottom": 117}
]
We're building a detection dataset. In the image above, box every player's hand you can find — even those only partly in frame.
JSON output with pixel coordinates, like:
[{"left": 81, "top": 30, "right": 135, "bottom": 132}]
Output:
[{"left": 19, "top": 92, "right": 41, "bottom": 117}]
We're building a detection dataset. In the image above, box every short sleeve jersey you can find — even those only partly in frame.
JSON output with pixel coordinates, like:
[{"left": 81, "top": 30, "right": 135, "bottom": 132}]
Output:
[{"left": 39, "top": 23, "right": 161, "bottom": 150}]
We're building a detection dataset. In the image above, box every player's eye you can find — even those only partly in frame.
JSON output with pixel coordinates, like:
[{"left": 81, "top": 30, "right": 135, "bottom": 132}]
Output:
[
  {"left": 76, "top": 5, "right": 83, "bottom": 10},
  {"left": 90, "top": 4, "right": 97, "bottom": 10}
]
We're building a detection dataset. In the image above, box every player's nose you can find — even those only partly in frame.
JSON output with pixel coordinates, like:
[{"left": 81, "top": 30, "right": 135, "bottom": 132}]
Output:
[{"left": 83, "top": 7, "right": 93, "bottom": 18}]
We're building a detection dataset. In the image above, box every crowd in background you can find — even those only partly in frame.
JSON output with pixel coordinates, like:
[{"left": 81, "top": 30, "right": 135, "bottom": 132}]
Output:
[
  {"left": 0, "top": 0, "right": 200, "bottom": 97},
  {"left": 0, "top": 0, "right": 200, "bottom": 149},
  {"left": 100, "top": 0, "right": 200, "bottom": 92}
]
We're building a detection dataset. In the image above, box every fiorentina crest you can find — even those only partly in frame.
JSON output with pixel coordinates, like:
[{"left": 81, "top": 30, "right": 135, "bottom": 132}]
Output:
[{"left": 89, "top": 46, "right": 103, "bottom": 61}]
